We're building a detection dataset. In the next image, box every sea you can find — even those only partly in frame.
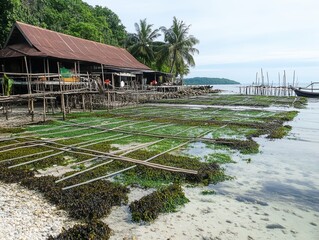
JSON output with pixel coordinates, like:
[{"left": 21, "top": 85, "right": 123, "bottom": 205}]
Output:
[{"left": 194, "top": 85, "right": 319, "bottom": 239}]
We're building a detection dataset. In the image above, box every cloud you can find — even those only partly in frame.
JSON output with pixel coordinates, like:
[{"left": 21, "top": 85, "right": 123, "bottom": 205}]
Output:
[{"left": 85, "top": 0, "right": 319, "bottom": 82}]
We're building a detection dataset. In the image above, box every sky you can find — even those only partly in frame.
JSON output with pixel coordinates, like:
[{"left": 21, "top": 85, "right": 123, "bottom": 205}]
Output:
[{"left": 85, "top": 0, "right": 319, "bottom": 84}]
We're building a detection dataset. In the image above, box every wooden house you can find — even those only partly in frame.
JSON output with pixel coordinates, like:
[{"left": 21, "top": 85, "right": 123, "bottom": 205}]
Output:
[{"left": 0, "top": 21, "right": 156, "bottom": 94}]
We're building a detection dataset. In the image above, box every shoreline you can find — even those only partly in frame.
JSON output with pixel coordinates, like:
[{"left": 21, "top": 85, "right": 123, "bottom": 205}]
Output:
[
  {"left": 0, "top": 96, "right": 318, "bottom": 239},
  {"left": 1, "top": 183, "right": 318, "bottom": 240}
]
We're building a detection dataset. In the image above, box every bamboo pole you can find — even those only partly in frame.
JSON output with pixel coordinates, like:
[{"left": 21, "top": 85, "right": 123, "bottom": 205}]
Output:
[{"left": 60, "top": 127, "right": 212, "bottom": 190}]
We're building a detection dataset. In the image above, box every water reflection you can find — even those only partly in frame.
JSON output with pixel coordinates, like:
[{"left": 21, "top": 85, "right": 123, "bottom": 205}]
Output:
[{"left": 212, "top": 99, "right": 319, "bottom": 212}]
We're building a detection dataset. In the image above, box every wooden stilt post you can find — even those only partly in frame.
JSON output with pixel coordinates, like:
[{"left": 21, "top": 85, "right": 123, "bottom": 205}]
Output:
[
  {"left": 5, "top": 103, "right": 8, "bottom": 120},
  {"left": 57, "top": 62, "right": 66, "bottom": 120},
  {"left": 43, "top": 93, "right": 46, "bottom": 122},
  {"left": 82, "top": 94, "right": 86, "bottom": 111},
  {"left": 24, "top": 56, "right": 34, "bottom": 121},
  {"left": 87, "top": 72, "right": 93, "bottom": 112},
  {"left": 101, "top": 64, "right": 105, "bottom": 92}
]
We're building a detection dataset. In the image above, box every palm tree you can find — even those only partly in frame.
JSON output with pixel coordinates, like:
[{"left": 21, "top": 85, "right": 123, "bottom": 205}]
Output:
[
  {"left": 159, "top": 17, "right": 199, "bottom": 77},
  {"left": 125, "top": 19, "right": 161, "bottom": 66}
]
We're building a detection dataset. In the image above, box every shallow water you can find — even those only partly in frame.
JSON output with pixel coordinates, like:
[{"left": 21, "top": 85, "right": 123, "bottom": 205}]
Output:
[{"left": 212, "top": 99, "right": 319, "bottom": 212}]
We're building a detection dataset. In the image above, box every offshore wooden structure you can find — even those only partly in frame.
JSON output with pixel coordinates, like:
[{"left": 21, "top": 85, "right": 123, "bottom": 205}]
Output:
[
  {"left": 239, "top": 69, "right": 297, "bottom": 97},
  {"left": 0, "top": 22, "right": 172, "bottom": 121}
]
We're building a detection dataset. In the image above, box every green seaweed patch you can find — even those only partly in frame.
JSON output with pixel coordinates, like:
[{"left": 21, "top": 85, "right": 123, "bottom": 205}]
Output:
[
  {"left": 48, "top": 220, "right": 111, "bottom": 240},
  {"left": 21, "top": 175, "right": 129, "bottom": 220},
  {"left": 215, "top": 138, "right": 259, "bottom": 154},
  {"left": 118, "top": 150, "right": 231, "bottom": 188},
  {"left": 66, "top": 111, "right": 113, "bottom": 119},
  {"left": 292, "top": 97, "right": 307, "bottom": 109},
  {"left": 23, "top": 152, "right": 90, "bottom": 170},
  {"left": 272, "top": 111, "right": 298, "bottom": 122},
  {"left": 129, "top": 184, "right": 189, "bottom": 222},
  {"left": 0, "top": 127, "right": 25, "bottom": 134},
  {"left": 0, "top": 164, "right": 129, "bottom": 221},
  {"left": 201, "top": 189, "right": 216, "bottom": 195},
  {"left": 0, "top": 164, "right": 35, "bottom": 183},
  {"left": 0, "top": 145, "right": 53, "bottom": 163},
  {"left": 267, "top": 125, "right": 292, "bottom": 139},
  {"left": 84, "top": 142, "right": 114, "bottom": 152},
  {"left": 204, "top": 153, "right": 234, "bottom": 164}
]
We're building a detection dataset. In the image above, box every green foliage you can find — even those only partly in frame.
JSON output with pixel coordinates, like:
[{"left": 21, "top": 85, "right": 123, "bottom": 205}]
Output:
[
  {"left": 124, "top": 19, "right": 161, "bottom": 66},
  {"left": 184, "top": 77, "right": 240, "bottom": 85},
  {"left": 48, "top": 220, "right": 111, "bottom": 240},
  {"left": 125, "top": 16, "right": 199, "bottom": 76},
  {"left": 159, "top": 17, "right": 199, "bottom": 77},
  {"left": 0, "top": 0, "right": 127, "bottom": 47},
  {"left": 129, "top": 184, "right": 189, "bottom": 222}
]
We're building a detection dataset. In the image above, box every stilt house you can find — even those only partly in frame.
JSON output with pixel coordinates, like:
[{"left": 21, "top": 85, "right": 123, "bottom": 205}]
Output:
[{"left": 0, "top": 21, "right": 166, "bottom": 94}]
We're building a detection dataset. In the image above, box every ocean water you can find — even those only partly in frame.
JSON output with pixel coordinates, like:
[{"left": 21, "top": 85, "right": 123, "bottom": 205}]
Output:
[
  {"left": 180, "top": 86, "right": 319, "bottom": 238},
  {"left": 214, "top": 98, "right": 319, "bottom": 212}
]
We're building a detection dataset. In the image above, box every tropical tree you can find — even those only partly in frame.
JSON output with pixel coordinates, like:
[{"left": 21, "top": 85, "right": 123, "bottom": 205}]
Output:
[
  {"left": 0, "top": 0, "right": 127, "bottom": 48},
  {"left": 125, "top": 19, "right": 161, "bottom": 66},
  {"left": 159, "top": 17, "right": 199, "bottom": 77}
]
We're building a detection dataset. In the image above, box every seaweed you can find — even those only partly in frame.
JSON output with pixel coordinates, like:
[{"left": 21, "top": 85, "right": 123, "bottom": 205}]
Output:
[
  {"left": 267, "top": 125, "right": 292, "bottom": 139},
  {"left": 118, "top": 150, "right": 230, "bottom": 188},
  {"left": 0, "top": 164, "right": 35, "bottom": 183},
  {"left": 215, "top": 138, "right": 259, "bottom": 154},
  {"left": 48, "top": 220, "right": 111, "bottom": 240},
  {"left": 0, "top": 127, "right": 25, "bottom": 134},
  {"left": 0, "top": 164, "right": 129, "bottom": 221},
  {"left": 21, "top": 176, "right": 129, "bottom": 220},
  {"left": 201, "top": 190, "right": 215, "bottom": 195},
  {"left": 129, "top": 184, "right": 189, "bottom": 222}
]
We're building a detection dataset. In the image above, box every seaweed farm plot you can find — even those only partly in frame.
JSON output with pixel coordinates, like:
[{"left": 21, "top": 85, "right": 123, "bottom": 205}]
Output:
[
  {"left": 0, "top": 95, "right": 301, "bottom": 234},
  {"left": 0, "top": 98, "right": 300, "bottom": 188},
  {"left": 148, "top": 94, "right": 307, "bottom": 108}
]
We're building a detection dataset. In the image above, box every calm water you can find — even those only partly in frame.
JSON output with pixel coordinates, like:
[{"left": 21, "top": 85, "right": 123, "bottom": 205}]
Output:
[
  {"left": 184, "top": 85, "right": 319, "bottom": 213},
  {"left": 213, "top": 98, "right": 319, "bottom": 213}
]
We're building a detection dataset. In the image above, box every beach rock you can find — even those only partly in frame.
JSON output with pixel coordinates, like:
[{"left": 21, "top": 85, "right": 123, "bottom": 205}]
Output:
[
  {"left": 235, "top": 196, "right": 268, "bottom": 206},
  {"left": 266, "top": 224, "right": 285, "bottom": 229}
]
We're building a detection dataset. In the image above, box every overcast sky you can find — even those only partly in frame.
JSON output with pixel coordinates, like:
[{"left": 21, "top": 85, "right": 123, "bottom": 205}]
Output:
[{"left": 85, "top": 0, "right": 319, "bottom": 84}]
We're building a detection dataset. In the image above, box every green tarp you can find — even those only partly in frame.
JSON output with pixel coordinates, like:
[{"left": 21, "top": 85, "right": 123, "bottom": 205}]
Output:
[{"left": 1, "top": 74, "right": 14, "bottom": 96}]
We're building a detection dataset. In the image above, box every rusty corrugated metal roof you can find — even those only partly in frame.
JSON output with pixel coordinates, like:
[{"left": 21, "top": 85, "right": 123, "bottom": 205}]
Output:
[{"left": 0, "top": 21, "right": 150, "bottom": 71}]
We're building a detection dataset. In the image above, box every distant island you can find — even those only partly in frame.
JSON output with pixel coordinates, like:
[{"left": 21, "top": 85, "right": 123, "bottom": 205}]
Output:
[{"left": 183, "top": 77, "right": 240, "bottom": 85}]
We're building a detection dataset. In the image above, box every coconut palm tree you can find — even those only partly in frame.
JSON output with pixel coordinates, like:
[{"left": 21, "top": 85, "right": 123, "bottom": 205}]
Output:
[
  {"left": 125, "top": 19, "right": 161, "bottom": 66},
  {"left": 159, "top": 17, "right": 199, "bottom": 77}
]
